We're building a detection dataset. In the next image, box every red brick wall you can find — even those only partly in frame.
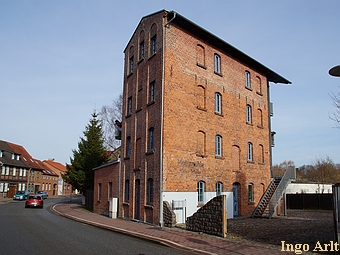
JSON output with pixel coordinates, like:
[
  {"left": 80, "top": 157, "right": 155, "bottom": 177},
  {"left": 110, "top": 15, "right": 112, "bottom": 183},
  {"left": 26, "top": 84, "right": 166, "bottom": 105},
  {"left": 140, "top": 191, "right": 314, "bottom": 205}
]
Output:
[
  {"left": 120, "top": 10, "right": 274, "bottom": 224},
  {"left": 93, "top": 161, "right": 120, "bottom": 216}
]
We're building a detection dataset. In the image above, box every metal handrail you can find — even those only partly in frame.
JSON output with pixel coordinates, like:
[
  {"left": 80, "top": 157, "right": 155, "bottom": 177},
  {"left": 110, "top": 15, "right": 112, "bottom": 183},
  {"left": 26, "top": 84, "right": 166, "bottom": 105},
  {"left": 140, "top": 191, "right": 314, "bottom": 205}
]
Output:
[{"left": 268, "top": 166, "right": 296, "bottom": 218}]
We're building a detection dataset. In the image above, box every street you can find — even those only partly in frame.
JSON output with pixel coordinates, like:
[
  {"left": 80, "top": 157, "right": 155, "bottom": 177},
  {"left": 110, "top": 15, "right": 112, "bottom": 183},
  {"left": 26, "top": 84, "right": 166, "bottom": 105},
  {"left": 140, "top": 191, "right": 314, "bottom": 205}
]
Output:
[{"left": 0, "top": 198, "right": 193, "bottom": 255}]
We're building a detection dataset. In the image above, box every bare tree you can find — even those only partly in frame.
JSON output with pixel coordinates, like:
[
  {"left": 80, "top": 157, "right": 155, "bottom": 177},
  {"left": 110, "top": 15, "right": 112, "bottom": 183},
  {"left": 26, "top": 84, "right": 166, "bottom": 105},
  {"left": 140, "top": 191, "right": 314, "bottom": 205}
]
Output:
[
  {"left": 330, "top": 91, "right": 340, "bottom": 126},
  {"left": 99, "top": 93, "right": 122, "bottom": 150},
  {"left": 272, "top": 160, "right": 295, "bottom": 177}
]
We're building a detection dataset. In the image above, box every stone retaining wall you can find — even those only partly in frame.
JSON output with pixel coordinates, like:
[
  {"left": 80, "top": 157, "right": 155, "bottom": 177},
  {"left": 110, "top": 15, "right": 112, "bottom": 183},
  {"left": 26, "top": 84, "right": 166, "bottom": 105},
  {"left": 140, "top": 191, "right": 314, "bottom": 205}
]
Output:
[
  {"left": 186, "top": 195, "right": 227, "bottom": 237},
  {"left": 163, "top": 201, "right": 176, "bottom": 227}
]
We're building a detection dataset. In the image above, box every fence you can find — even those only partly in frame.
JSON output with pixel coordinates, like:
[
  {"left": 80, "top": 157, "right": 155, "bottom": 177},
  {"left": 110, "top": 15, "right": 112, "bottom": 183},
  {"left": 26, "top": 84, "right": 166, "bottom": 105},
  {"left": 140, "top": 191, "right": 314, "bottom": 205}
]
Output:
[{"left": 286, "top": 193, "right": 332, "bottom": 210}]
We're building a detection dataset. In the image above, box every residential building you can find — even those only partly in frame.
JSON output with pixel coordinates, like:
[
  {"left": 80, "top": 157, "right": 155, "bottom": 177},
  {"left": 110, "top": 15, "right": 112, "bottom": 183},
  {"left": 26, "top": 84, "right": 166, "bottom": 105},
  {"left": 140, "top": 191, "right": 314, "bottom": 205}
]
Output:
[
  {"left": 96, "top": 10, "right": 291, "bottom": 225},
  {"left": 0, "top": 140, "right": 61, "bottom": 198}
]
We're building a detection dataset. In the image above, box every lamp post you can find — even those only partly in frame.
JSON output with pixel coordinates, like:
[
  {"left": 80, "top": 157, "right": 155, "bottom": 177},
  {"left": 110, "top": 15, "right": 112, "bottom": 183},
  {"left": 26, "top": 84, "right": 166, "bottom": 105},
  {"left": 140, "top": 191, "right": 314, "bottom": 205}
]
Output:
[{"left": 329, "top": 65, "right": 340, "bottom": 77}]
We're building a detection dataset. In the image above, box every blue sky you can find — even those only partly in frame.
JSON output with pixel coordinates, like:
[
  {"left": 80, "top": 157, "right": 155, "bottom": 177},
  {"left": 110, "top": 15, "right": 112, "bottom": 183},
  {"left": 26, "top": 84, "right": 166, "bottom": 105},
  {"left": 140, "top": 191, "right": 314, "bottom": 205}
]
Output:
[{"left": 1, "top": 0, "right": 339, "bottom": 167}]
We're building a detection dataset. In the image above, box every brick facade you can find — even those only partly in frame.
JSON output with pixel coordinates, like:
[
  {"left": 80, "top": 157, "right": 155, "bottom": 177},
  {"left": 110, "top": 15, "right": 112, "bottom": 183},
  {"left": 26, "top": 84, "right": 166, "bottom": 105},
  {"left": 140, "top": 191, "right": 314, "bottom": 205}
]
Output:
[{"left": 119, "top": 10, "right": 290, "bottom": 225}]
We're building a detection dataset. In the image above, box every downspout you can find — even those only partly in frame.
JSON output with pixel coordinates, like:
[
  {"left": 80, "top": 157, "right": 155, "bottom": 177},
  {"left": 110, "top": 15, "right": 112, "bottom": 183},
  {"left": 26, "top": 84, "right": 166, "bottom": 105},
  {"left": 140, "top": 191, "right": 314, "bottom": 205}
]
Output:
[
  {"left": 160, "top": 11, "right": 176, "bottom": 227},
  {"left": 268, "top": 80, "right": 273, "bottom": 178}
]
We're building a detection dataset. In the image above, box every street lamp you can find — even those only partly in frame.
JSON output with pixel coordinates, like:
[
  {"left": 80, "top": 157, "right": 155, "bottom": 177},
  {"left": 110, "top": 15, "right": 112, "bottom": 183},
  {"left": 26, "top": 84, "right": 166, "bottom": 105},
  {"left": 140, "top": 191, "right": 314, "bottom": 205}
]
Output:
[{"left": 329, "top": 65, "right": 340, "bottom": 77}]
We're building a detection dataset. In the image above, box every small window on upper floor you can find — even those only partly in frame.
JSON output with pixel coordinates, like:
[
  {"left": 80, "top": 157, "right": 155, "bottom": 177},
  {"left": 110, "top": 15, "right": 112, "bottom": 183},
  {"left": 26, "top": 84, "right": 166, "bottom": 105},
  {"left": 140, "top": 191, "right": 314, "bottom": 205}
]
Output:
[
  {"left": 126, "top": 136, "right": 131, "bottom": 157},
  {"left": 149, "top": 81, "right": 155, "bottom": 103},
  {"left": 214, "top": 54, "right": 221, "bottom": 74},
  {"left": 245, "top": 71, "right": 251, "bottom": 89},
  {"left": 246, "top": 104, "right": 252, "bottom": 124},
  {"left": 127, "top": 96, "right": 132, "bottom": 115},
  {"left": 139, "top": 41, "right": 144, "bottom": 60},
  {"left": 215, "top": 92, "right": 222, "bottom": 114},
  {"left": 215, "top": 135, "right": 222, "bottom": 157},
  {"left": 148, "top": 127, "right": 154, "bottom": 151},
  {"left": 247, "top": 142, "right": 253, "bottom": 162},
  {"left": 196, "top": 44, "right": 205, "bottom": 68},
  {"left": 151, "top": 35, "right": 157, "bottom": 55},
  {"left": 129, "top": 56, "right": 134, "bottom": 74}
]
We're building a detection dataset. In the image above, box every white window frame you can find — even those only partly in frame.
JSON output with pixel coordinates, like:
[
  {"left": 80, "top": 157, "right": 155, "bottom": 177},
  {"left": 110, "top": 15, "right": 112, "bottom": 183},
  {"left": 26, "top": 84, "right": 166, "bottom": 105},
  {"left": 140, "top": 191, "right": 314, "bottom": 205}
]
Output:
[
  {"left": 216, "top": 182, "right": 223, "bottom": 196},
  {"left": 248, "top": 183, "right": 254, "bottom": 202},
  {"left": 214, "top": 53, "right": 221, "bottom": 74},
  {"left": 215, "top": 92, "right": 222, "bottom": 114},
  {"left": 247, "top": 142, "right": 253, "bottom": 161},
  {"left": 246, "top": 104, "right": 252, "bottom": 123},
  {"left": 198, "top": 181, "right": 205, "bottom": 204},
  {"left": 245, "top": 71, "right": 251, "bottom": 88},
  {"left": 215, "top": 135, "right": 222, "bottom": 157}
]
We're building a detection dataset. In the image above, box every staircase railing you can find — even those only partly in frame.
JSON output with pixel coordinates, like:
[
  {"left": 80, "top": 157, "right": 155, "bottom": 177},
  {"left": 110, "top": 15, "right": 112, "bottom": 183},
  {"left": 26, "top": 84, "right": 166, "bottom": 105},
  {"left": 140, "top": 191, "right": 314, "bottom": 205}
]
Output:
[
  {"left": 267, "top": 166, "right": 296, "bottom": 218},
  {"left": 251, "top": 177, "right": 279, "bottom": 217}
]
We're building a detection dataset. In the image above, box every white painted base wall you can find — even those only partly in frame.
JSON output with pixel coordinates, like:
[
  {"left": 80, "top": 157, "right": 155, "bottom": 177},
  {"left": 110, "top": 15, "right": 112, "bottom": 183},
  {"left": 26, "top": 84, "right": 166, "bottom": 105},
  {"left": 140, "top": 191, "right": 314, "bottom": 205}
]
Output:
[{"left": 163, "top": 191, "right": 234, "bottom": 224}]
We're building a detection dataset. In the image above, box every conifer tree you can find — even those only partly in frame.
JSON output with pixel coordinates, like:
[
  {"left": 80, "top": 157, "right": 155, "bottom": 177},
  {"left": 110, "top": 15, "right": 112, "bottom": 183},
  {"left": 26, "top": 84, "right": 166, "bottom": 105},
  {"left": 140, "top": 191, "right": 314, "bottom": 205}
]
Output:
[{"left": 63, "top": 111, "right": 109, "bottom": 194}]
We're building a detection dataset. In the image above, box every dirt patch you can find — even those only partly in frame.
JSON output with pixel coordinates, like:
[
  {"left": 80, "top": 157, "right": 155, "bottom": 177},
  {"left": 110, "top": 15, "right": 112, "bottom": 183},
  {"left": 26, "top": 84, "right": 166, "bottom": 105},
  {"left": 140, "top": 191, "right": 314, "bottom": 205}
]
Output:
[{"left": 227, "top": 210, "right": 335, "bottom": 254}]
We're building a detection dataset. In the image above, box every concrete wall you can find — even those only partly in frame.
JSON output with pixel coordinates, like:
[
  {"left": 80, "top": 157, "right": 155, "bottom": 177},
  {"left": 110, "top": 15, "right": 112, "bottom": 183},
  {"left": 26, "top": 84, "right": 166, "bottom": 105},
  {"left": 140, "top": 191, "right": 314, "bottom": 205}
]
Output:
[{"left": 286, "top": 183, "right": 332, "bottom": 194}]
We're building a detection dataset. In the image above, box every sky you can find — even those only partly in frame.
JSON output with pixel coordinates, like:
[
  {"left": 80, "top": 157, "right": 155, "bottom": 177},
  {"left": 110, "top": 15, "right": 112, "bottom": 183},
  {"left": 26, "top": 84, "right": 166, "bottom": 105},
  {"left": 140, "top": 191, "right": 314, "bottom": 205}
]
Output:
[{"left": 1, "top": 0, "right": 339, "bottom": 167}]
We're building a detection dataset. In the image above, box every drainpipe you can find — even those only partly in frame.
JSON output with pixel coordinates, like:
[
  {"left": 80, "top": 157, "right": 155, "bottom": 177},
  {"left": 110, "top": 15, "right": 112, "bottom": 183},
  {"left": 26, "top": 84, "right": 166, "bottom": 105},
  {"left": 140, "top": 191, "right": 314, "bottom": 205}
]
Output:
[
  {"left": 160, "top": 11, "right": 176, "bottom": 227},
  {"left": 268, "top": 81, "right": 273, "bottom": 178}
]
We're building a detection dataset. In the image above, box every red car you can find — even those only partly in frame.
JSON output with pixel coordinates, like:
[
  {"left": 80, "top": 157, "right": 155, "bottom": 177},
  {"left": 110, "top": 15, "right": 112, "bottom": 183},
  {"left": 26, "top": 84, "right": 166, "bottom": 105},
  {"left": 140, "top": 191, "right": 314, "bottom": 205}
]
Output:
[{"left": 25, "top": 195, "right": 44, "bottom": 208}]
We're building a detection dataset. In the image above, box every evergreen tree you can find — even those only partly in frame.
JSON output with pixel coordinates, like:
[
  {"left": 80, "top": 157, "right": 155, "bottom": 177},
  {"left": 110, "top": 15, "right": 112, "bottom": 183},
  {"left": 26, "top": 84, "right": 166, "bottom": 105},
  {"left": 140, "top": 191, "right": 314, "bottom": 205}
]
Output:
[{"left": 63, "top": 111, "right": 109, "bottom": 194}]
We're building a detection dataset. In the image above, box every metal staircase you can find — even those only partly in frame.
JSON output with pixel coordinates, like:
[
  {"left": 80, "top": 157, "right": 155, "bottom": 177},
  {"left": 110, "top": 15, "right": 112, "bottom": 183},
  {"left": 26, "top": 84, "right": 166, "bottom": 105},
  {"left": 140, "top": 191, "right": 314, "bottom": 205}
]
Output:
[{"left": 252, "top": 166, "right": 296, "bottom": 218}]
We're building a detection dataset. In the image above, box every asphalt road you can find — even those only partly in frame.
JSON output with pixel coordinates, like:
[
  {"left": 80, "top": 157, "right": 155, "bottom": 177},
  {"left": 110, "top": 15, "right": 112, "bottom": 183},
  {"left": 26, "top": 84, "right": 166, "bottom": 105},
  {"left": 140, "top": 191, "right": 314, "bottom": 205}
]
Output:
[{"left": 0, "top": 198, "right": 193, "bottom": 255}]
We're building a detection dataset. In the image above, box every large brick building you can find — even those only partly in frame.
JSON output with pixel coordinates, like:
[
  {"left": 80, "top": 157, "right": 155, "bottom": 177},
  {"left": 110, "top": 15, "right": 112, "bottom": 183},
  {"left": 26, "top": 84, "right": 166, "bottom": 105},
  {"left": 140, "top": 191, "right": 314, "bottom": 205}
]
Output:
[{"left": 118, "top": 10, "right": 290, "bottom": 225}]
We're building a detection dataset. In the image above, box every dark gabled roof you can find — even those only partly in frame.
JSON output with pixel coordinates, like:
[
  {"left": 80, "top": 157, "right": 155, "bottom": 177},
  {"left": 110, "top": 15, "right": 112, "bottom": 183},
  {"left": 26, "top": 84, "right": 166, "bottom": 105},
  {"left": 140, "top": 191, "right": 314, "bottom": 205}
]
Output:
[
  {"left": 165, "top": 11, "right": 291, "bottom": 84},
  {"left": 0, "top": 140, "right": 27, "bottom": 168}
]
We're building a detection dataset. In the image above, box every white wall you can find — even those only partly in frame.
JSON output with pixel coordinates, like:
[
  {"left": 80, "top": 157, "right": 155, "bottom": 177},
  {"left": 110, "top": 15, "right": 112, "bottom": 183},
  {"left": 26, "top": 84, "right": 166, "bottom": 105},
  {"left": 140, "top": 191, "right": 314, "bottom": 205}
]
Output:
[
  {"left": 286, "top": 183, "right": 332, "bottom": 194},
  {"left": 163, "top": 191, "right": 233, "bottom": 224}
]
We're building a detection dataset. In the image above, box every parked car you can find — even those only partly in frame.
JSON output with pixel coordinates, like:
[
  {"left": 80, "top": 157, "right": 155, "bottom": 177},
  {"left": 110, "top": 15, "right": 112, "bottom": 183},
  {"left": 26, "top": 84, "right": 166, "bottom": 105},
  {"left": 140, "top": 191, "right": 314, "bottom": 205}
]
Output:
[
  {"left": 36, "top": 191, "right": 48, "bottom": 199},
  {"left": 13, "top": 190, "right": 30, "bottom": 200},
  {"left": 25, "top": 195, "right": 44, "bottom": 208}
]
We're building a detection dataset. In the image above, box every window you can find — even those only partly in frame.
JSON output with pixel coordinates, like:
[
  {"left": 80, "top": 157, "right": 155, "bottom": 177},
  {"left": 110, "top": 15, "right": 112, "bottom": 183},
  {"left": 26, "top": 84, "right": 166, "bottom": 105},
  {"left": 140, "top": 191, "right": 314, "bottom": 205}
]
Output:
[
  {"left": 129, "top": 56, "right": 134, "bottom": 74},
  {"left": 215, "top": 135, "right": 222, "bottom": 157},
  {"left": 198, "top": 181, "right": 205, "bottom": 204},
  {"left": 109, "top": 182, "right": 113, "bottom": 198},
  {"left": 148, "top": 128, "right": 154, "bottom": 151},
  {"left": 5, "top": 166, "right": 9, "bottom": 175},
  {"left": 248, "top": 183, "right": 254, "bottom": 202},
  {"left": 0, "top": 151, "right": 2, "bottom": 157},
  {"left": 247, "top": 142, "right": 253, "bottom": 161},
  {"left": 127, "top": 96, "right": 132, "bottom": 115},
  {"left": 215, "top": 92, "right": 222, "bottom": 114},
  {"left": 139, "top": 40, "right": 144, "bottom": 60},
  {"left": 124, "top": 180, "right": 129, "bottom": 202},
  {"left": 147, "top": 178, "right": 154, "bottom": 205},
  {"left": 216, "top": 182, "right": 223, "bottom": 196},
  {"left": 126, "top": 136, "right": 131, "bottom": 157},
  {"left": 151, "top": 35, "right": 156, "bottom": 55},
  {"left": 0, "top": 183, "right": 3, "bottom": 192},
  {"left": 149, "top": 81, "right": 155, "bottom": 103},
  {"left": 23, "top": 169, "right": 27, "bottom": 177},
  {"left": 19, "top": 168, "right": 23, "bottom": 176},
  {"left": 214, "top": 53, "right": 221, "bottom": 74},
  {"left": 245, "top": 71, "right": 251, "bottom": 89},
  {"left": 256, "top": 76, "right": 262, "bottom": 94},
  {"left": 246, "top": 104, "right": 252, "bottom": 123},
  {"left": 1, "top": 166, "right": 5, "bottom": 175},
  {"left": 98, "top": 183, "right": 102, "bottom": 200},
  {"left": 12, "top": 167, "right": 16, "bottom": 176}
]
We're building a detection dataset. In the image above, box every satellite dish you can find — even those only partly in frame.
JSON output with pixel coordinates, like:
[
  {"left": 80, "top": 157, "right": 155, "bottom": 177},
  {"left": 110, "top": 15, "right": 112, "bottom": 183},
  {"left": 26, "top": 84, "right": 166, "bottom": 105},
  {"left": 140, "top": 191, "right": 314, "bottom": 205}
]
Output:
[{"left": 329, "top": 65, "right": 340, "bottom": 77}]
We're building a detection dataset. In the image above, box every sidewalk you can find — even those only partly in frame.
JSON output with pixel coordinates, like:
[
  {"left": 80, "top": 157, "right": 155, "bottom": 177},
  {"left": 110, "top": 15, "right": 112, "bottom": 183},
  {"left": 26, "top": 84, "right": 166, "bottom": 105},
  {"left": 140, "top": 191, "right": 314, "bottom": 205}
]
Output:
[
  {"left": 50, "top": 199, "right": 296, "bottom": 255},
  {"left": 1, "top": 197, "right": 294, "bottom": 254}
]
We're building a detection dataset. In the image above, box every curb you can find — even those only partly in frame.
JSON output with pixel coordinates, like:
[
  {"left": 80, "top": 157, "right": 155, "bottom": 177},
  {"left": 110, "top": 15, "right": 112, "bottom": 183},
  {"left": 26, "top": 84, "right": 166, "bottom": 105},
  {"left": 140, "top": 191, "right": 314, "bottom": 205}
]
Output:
[{"left": 51, "top": 204, "right": 215, "bottom": 255}]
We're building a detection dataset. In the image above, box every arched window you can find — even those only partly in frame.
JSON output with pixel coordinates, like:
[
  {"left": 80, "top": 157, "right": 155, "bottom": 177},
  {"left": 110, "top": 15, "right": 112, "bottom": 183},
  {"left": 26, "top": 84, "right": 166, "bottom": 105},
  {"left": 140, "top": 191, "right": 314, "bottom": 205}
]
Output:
[
  {"left": 129, "top": 46, "right": 134, "bottom": 74},
  {"left": 257, "top": 108, "right": 263, "bottom": 127},
  {"left": 247, "top": 142, "right": 253, "bottom": 161},
  {"left": 246, "top": 104, "right": 252, "bottom": 123},
  {"left": 215, "top": 92, "right": 222, "bottom": 114},
  {"left": 139, "top": 30, "right": 145, "bottom": 60},
  {"left": 126, "top": 136, "right": 131, "bottom": 157},
  {"left": 198, "top": 181, "right": 205, "bottom": 204},
  {"left": 150, "top": 23, "right": 157, "bottom": 55},
  {"left": 256, "top": 76, "right": 262, "bottom": 95},
  {"left": 259, "top": 144, "right": 264, "bottom": 163},
  {"left": 197, "top": 85, "right": 206, "bottom": 109},
  {"left": 215, "top": 135, "right": 222, "bottom": 157},
  {"left": 245, "top": 71, "right": 251, "bottom": 88},
  {"left": 148, "top": 128, "right": 154, "bottom": 151},
  {"left": 214, "top": 53, "right": 221, "bottom": 74}
]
